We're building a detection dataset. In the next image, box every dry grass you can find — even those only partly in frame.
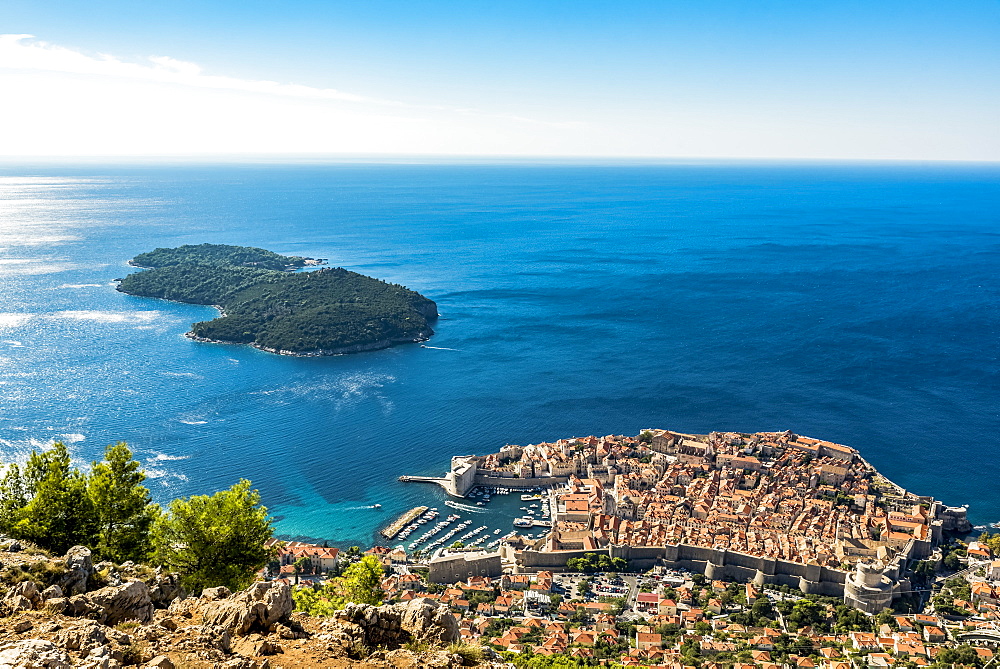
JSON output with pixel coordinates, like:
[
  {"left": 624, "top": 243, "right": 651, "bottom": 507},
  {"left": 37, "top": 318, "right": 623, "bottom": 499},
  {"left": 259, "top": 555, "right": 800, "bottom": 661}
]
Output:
[
  {"left": 0, "top": 560, "right": 67, "bottom": 592},
  {"left": 447, "top": 641, "right": 487, "bottom": 665}
]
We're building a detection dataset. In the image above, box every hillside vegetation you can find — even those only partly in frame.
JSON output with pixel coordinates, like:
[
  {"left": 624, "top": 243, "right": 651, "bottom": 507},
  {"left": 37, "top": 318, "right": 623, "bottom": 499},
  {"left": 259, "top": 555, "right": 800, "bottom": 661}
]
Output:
[
  {"left": 0, "top": 441, "right": 273, "bottom": 593},
  {"left": 130, "top": 243, "right": 316, "bottom": 271},
  {"left": 117, "top": 244, "right": 438, "bottom": 354}
]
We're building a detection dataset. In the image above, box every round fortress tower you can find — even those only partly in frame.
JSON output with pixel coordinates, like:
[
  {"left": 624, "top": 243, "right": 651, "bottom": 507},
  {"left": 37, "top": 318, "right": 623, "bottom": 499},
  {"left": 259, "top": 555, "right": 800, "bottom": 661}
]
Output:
[{"left": 843, "top": 561, "right": 897, "bottom": 613}]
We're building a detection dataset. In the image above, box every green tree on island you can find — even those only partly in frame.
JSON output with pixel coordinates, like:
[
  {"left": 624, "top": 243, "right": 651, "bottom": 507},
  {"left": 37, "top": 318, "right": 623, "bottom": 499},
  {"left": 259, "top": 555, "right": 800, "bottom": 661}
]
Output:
[
  {"left": 152, "top": 479, "right": 275, "bottom": 593},
  {"left": 88, "top": 442, "right": 160, "bottom": 563}
]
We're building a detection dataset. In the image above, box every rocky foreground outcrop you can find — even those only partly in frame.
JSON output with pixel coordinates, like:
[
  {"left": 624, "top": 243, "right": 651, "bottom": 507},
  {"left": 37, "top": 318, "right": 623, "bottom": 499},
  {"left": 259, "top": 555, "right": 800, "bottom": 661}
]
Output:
[{"left": 0, "top": 546, "right": 494, "bottom": 668}]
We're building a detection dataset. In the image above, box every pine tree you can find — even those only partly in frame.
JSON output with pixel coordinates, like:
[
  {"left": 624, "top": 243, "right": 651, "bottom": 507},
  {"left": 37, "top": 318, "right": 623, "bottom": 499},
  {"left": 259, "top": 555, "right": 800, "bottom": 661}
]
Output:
[
  {"left": 293, "top": 554, "right": 384, "bottom": 615},
  {"left": 152, "top": 479, "right": 274, "bottom": 593},
  {"left": 14, "top": 442, "right": 98, "bottom": 554},
  {"left": 339, "top": 555, "right": 383, "bottom": 605},
  {"left": 0, "top": 463, "right": 27, "bottom": 534},
  {"left": 88, "top": 442, "right": 159, "bottom": 563}
]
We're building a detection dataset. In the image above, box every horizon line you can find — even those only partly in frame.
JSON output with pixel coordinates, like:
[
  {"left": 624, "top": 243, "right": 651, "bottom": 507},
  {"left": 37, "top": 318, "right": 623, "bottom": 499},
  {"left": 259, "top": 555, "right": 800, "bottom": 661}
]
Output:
[{"left": 0, "top": 153, "right": 998, "bottom": 167}]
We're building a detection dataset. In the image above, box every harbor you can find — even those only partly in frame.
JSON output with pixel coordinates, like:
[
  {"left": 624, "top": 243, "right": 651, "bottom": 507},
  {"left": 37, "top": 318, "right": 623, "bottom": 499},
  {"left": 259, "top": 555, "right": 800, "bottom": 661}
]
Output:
[{"left": 378, "top": 483, "right": 559, "bottom": 556}]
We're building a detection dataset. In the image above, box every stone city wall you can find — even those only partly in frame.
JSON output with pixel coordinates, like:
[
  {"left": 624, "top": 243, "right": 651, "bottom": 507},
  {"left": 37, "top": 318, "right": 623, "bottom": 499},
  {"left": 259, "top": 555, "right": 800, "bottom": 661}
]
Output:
[
  {"left": 427, "top": 551, "right": 503, "bottom": 583},
  {"left": 516, "top": 542, "right": 849, "bottom": 596}
]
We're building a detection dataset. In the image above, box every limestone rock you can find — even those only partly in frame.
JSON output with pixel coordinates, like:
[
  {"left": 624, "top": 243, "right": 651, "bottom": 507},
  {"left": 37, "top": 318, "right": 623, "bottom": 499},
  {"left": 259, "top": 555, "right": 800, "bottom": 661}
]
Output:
[
  {"left": 257, "top": 582, "right": 292, "bottom": 629},
  {"left": 144, "top": 656, "right": 174, "bottom": 669},
  {"left": 0, "top": 639, "right": 73, "bottom": 669},
  {"left": 202, "top": 582, "right": 292, "bottom": 637},
  {"left": 200, "top": 586, "right": 231, "bottom": 601},
  {"left": 55, "top": 621, "right": 107, "bottom": 652},
  {"left": 103, "top": 628, "right": 131, "bottom": 647},
  {"left": 79, "top": 644, "right": 119, "bottom": 669},
  {"left": 384, "top": 648, "right": 464, "bottom": 668},
  {"left": 63, "top": 580, "right": 154, "bottom": 626},
  {"left": 3, "top": 582, "right": 40, "bottom": 615},
  {"left": 132, "top": 626, "right": 163, "bottom": 642},
  {"left": 65, "top": 545, "right": 93, "bottom": 572},
  {"left": 147, "top": 573, "right": 184, "bottom": 608},
  {"left": 331, "top": 597, "right": 459, "bottom": 650},
  {"left": 195, "top": 624, "right": 232, "bottom": 654},
  {"left": 395, "top": 597, "right": 460, "bottom": 646},
  {"left": 7, "top": 581, "right": 41, "bottom": 609},
  {"left": 94, "top": 580, "right": 154, "bottom": 625},
  {"left": 232, "top": 637, "right": 283, "bottom": 657},
  {"left": 156, "top": 616, "right": 178, "bottom": 632},
  {"left": 219, "top": 659, "right": 260, "bottom": 669},
  {"left": 271, "top": 622, "right": 301, "bottom": 640},
  {"left": 43, "top": 597, "right": 67, "bottom": 615},
  {"left": 40, "top": 585, "right": 63, "bottom": 601},
  {"left": 5, "top": 594, "right": 34, "bottom": 613},
  {"left": 166, "top": 596, "right": 199, "bottom": 619},
  {"left": 59, "top": 546, "right": 93, "bottom": 596}
]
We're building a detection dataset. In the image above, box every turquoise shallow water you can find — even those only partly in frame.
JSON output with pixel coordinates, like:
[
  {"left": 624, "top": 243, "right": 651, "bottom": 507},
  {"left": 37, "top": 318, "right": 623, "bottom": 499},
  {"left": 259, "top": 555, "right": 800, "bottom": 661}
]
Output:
[{"left": 0, "top": 161, "right": 997, "bottom": 545}]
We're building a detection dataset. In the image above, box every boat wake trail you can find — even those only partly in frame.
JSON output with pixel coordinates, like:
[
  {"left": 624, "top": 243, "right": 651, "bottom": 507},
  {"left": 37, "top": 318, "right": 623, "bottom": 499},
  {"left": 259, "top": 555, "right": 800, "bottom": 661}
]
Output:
[
  {"left": 445, "top": 500, "right": 485, "bottom": 513},
  {"left": 420, "top": 345, "right": 461, "bottom": 351}
]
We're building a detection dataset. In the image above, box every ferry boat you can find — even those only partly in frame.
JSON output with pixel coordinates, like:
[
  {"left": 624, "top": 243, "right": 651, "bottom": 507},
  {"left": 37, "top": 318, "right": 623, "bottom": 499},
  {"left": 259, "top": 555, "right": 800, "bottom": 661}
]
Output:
[{"left": 513, "top": 517, "right": 533, "bottom": 528}]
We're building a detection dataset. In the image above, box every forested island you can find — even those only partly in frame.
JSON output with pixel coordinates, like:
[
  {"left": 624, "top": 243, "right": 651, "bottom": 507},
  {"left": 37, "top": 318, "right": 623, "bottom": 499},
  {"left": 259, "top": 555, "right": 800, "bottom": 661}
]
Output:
[{"left": 117, "top": 243, "right": 438, "bottom": 355}]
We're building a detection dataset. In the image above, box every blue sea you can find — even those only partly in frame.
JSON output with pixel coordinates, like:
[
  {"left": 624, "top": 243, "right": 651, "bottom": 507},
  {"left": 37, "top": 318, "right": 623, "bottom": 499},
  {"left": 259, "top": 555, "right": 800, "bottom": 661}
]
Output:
[{"left": 0, "top": 161, "right": 997, "bottom": 546}]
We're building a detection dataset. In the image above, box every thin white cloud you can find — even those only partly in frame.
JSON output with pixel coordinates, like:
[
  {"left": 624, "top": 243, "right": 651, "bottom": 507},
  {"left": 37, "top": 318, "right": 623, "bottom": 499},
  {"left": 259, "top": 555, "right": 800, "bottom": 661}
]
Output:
[
  {"left": 0, "top": 34, "right": 993, "bottom": 159},
  {"left": 0, "top": 34, "right": 580, "bottom": 130},
  {"left": 0, "top": 34, "right": 384, "bottom": 105}
]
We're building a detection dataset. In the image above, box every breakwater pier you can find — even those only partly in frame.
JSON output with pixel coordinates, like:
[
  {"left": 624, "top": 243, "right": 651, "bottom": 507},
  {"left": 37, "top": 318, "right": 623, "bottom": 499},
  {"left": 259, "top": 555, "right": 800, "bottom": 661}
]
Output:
[
  {"left": 380, "top": 505, "right": 429, "bottom": 540},
  {"left": 397, "top": 475, "right": 447, "bottom": 485}
]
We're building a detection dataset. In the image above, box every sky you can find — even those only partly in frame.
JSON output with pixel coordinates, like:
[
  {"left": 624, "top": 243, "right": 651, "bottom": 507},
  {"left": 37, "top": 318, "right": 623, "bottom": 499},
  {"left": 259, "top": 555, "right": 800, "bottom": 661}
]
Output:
[{"left": 1, "top": 0, "right": 998, "bottom": 160}]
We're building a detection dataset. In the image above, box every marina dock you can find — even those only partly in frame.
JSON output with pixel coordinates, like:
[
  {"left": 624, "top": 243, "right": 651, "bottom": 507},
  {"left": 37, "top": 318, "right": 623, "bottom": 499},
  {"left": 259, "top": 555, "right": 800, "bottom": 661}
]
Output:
[{"left": 381, "top": 505, "right": 429, "bottom": 539}]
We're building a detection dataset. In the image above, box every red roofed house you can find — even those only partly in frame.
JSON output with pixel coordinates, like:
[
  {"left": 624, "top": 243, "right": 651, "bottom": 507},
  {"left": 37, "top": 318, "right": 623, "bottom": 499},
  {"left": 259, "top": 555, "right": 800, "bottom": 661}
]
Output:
[
  {"left": 270, "top": 540, "right": 339, "bottom": 573},
  {"left": 636, "top": 592, "right": 659, "bottom": 613}
]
